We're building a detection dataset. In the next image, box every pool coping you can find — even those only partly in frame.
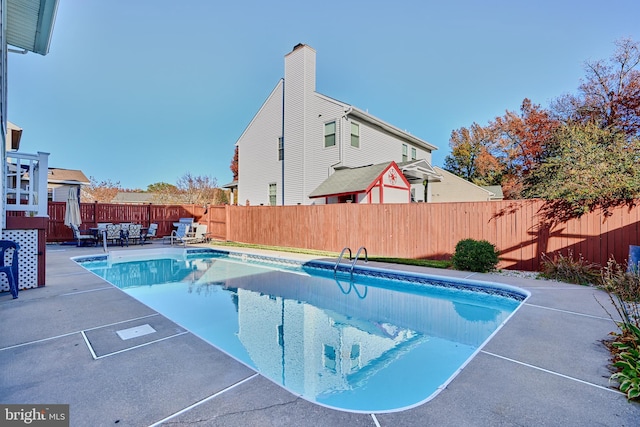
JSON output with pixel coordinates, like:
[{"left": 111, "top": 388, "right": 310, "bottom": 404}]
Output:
[{"left": 1, "top": 242, "right": 639, "bottom": 426}]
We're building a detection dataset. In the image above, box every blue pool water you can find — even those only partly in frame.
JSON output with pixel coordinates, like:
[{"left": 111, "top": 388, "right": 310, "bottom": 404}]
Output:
[{"left": 75, "top": 248, "right": 527, "bottom": 413}]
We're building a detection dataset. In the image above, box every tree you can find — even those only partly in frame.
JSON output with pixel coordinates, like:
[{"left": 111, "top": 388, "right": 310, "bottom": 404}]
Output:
[
  {"left": 230, "top": 146, "right": 238, "bottom": 181},
  {"left": 552, "top": 38, "right": 640, "bottom": 139},
  {"left": 146, "top": 182, "right": 181, "bottom": 204},
  {"left": 444, "top": 122, "right": 502, "bottom": 186},
  {"left": 523, "top": 123, "right": 640, "bottom": 219},
  {"left": 82, "top": 177, "right": 121, "bottom": 203},
  {"left": 490, "top": 99, "right": 560, "bottom": 198},
  {"left": 176, "top": 173, "right": 220, "bottom": 205},
  {"left": 444, "top": 99, "right": 559, "bottom": 199}
]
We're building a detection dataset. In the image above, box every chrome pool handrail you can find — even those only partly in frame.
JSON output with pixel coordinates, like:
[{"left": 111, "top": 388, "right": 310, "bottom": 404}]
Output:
[{"left": 334, "top": 247, "right": 352, "bottom": 274}]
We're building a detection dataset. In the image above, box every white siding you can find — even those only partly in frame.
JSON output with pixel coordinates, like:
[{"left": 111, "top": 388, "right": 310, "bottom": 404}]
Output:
[
  {"left": 237, "top": 82, "right": 284, "bottom": 206},
  {"left": 302, "top": 96, "right": 345, "bottom": 205},
  {"left": 343, "top": 120, "right": 432, "bottom": 168}
]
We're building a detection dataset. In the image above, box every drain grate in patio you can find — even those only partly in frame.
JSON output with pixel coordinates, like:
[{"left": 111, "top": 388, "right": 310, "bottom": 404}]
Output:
[{"left": 82, "top": 315, "right": 187, "bottom": 358}]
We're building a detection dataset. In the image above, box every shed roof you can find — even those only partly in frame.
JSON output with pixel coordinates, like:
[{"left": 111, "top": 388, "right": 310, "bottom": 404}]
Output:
[{"left": 308, "top": 162, "right": 392, "bottom": 198}]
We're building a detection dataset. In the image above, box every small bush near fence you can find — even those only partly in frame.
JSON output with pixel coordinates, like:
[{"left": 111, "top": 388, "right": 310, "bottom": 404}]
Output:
[
  {"left": 540, "top": 250, "right": 601, "bottom": 285},
  {"left": 451, "top": 239, "right": 499, "bottom": 273}
]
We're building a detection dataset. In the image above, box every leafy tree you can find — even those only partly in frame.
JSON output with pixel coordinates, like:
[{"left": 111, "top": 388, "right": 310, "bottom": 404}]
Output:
[
  {"left": 444, "top": 123, "right": 502, "bottom": 186},
  {"left": 491, "top": 99, "right": 560, "bottom": 198},
  {"left": 82, "top": 177, "right": 122, "bottom": 203},
  {"left": 146, "top": 182, "right": 182, "bottom": 204},
  {"left": 552, "top": 38, "right": 640, "bottom": 139},
  {"left": 444, "top": 99, "right": 559, "bottom": 198},
  {"left": 230, "top": 146, "right": 239, "bottom": 181},
  {"left": 147, "top": 182, "right": 177, "bottom": 193},
  {"left": 523, "top": 123, "right": 640, "bottom": 219}
]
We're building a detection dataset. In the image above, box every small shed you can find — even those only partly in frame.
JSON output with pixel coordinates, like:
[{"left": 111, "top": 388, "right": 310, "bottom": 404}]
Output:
[{"left": 309, "top": 161, "right": 410, "bottom": 204}]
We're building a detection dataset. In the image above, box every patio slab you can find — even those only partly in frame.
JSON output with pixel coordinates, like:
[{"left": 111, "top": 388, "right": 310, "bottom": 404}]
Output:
[{"left": 1, "top": 242, "right": 639, "bottom": 426}]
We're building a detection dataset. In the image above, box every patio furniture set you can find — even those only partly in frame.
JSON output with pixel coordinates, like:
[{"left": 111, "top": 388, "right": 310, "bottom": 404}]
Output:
[{"left": 71, "top": 223, "right": 157, "bottom": 247}]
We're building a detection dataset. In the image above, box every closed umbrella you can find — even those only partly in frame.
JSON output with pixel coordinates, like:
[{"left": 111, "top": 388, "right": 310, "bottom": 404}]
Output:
[{"left": 64, "top": 187, "right": 82, "bottom": 229}]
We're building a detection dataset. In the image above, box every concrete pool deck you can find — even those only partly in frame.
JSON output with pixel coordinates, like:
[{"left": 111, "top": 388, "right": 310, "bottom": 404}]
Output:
[{"left": 1, "top": 242, "right": 639, "bottom": 426}]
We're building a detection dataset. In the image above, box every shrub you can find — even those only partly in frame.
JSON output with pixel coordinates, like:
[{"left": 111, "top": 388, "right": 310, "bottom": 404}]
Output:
[
  {"left": 540, "top": 250, "right": 600, "bottom": 285},
  {"left": 451, "top": 239, "right": 499, "bottom": 273},
  {"left": 599, "top": 258, "right": 640, "bottom": 401}
]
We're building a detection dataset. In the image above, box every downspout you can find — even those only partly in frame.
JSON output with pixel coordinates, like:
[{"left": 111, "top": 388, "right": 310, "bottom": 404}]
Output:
[{"left": 281, "top": 78, "right": 285, "bottom": 206}]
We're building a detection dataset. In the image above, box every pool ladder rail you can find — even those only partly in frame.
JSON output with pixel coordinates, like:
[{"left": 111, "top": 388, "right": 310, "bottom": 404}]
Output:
[{"left": 334, "top": 246, "right": 368, "bottom": 278}]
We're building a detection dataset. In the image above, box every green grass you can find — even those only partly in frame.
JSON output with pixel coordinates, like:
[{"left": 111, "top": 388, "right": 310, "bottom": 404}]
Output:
[{"left": 209, "top": 241, "right": 452, "bottom": 269}]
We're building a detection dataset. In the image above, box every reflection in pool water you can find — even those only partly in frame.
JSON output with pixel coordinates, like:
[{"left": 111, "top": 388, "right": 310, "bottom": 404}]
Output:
[{"left": 79, "top": 252, "right": 524, "bottom": 413}]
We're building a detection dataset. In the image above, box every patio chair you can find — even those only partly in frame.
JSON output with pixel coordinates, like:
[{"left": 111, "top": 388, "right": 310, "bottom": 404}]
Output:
[
  {"left": 141, "top": 223, "right": 158, "bottom": 244},
  {"left": 0, "top": 240, "right": 19, "bottom": 299},
  {"left": 193, "top": 224, "right": 208, "bottom": 243},
  {"left": 127, "top": 224, "right": 142, "bottom": 246},
  {"left": 105, "top": 224, "right": 123, "bottom": 246},
  {"left": 165, "top": 223, "right": 195, "bottom": 246},
  {"left": 70, "top": 224, "right": 97, "bottom": 247}
]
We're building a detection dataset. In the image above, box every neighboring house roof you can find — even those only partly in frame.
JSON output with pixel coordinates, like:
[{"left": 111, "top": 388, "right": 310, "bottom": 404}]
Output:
[
  {"left": 431, "top": 167, "right": 496, "bottom": 201},
  {"left": 47, "top": 168, "right": 90, "bottom": 185},
  {"left": 481, "top": 185, "right": 504, "bottom": 200},
  {"left": 309, "top": 162, "right": 394, "bottom": 198},
  {"left": 112, "top": 192, "right": 157, "bottom": 204},
  {"left": 222, "top": 180, "right": 238, "bottom": 189},
  {"left": 397, "top": 159, "right": 442, "bottom": 182},
  {"left": 6, "top": 0, "right": 59, "bottom": 55}
]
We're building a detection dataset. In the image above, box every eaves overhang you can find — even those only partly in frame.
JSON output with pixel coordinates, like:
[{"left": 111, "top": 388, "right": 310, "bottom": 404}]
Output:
[
  {"left": 347, "top": 107, "right": 438, "bottom": 152},
  {"left": 7, "top": 0, "right": 59, "bottom": 56}
]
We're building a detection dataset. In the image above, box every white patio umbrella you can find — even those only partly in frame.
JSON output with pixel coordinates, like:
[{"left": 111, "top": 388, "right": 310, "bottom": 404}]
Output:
[{"left": 64, "top": 187, "right": 82, "bottom": 229}]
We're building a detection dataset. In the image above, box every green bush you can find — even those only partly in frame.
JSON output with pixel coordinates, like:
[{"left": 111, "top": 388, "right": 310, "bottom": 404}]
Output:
[{"left": 451, "top": 239, "right": 499, "bottom": 273}]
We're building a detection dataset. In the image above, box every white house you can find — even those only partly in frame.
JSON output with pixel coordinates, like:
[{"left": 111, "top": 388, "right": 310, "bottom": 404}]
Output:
[
  {"left": 234, "top": 44, "right": 501, "bottom": 206},
  {"left": 235, "top": 44, "right": 446, "bottom": 206}
]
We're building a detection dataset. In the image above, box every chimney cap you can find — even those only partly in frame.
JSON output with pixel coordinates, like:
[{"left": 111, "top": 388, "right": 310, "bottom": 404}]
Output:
[{"left": 292, "top": 43, "right": 306, "bottom": 51}]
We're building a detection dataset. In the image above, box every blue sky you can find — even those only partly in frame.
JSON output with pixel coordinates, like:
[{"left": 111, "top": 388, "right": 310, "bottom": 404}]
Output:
[{"left": 7, "top": 0, "right": 640, "bottom": 190}]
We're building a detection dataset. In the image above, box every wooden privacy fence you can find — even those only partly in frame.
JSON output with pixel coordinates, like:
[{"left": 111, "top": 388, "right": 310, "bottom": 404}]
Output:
[
  {"left": 225, "top": 200, "right": 640, "bottom": 271},
  {"left": 44, "top": 200, "right": 640, "bottom": 271},
  {"left": 46, "top": 202, "right": 228, "bottom": 242}
]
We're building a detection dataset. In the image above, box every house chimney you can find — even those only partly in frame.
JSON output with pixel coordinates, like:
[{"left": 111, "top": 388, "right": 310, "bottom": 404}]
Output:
[{"left": 285, "top": 43, "right": 316, "bottom": 94}]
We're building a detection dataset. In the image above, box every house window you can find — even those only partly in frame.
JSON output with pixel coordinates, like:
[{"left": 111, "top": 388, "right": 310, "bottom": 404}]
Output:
[
  {"left": 402, "top": 144, "right": 408, "bottom": 162},
  {"left": 278, "top": 137, "right": 284, "bottom": 160},
  {"left": 47, "top": 188, "right": 53, "bottom": 202},
  {"left": 323, "top": 344, "right": 337, "bottom": 372},
  {"left": 350, "top": 122, "right": 360, "bottom": 148},
  {"left": 269, "top": 183, "right": 277, "bottom": 206},
  {"left": 411, "top": 147, "right": 417, "bottom": 160},
  {"left": 324, "top": 121, "right": 336, "bottom": 147}
]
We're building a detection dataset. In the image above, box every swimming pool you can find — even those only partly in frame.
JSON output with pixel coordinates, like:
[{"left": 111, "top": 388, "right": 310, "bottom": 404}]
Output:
[{"left": 75, "top": 248, "right": 528, "bottom": 413}]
